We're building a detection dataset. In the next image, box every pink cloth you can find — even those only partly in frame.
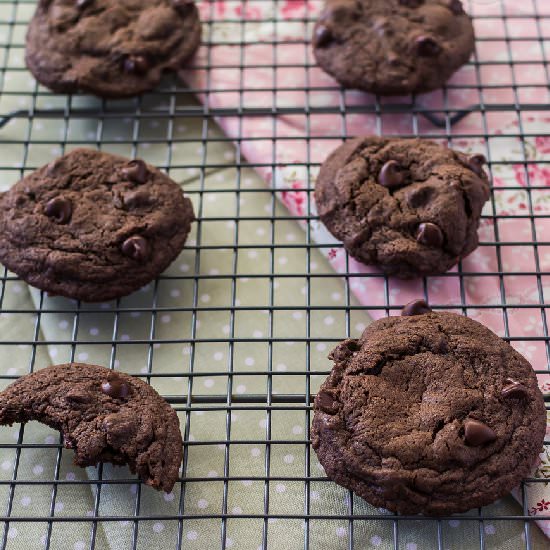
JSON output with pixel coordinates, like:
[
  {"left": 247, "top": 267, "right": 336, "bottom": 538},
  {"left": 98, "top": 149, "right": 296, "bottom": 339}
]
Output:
[{"left": 181, "top": 0, "right": 550, "bottom": 534}]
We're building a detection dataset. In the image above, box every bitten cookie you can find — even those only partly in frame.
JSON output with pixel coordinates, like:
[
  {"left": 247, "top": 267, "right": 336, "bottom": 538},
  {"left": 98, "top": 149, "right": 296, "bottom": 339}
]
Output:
[
  {"left": 314, "top": 136, "right": 490, "bottom": 277},
  {"left": 26, "top": 0, "right": 201, "bottom": 97},
  {"left": 0, "top": 148, "right": 195, "bottom": 302},
  {"left": 312, "top": 300, "right": 547, "bottom": 515},
  {"left": 0, "top": 363, "right": 183, "bottom": 492},
  {"left": 312, "top": 0, "right": 475, "bottom": 95}
]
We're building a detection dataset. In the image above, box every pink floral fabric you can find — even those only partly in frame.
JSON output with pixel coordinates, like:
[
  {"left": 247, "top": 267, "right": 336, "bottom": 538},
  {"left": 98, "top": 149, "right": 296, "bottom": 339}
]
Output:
[{"left": 181, "top": 0, "right": 550, "bottom": 536}]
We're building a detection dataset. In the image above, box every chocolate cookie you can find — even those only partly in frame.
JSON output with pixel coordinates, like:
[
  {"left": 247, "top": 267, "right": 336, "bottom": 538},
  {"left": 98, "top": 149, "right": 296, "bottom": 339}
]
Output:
[
  {"left": 0, "top": 148, "right": 194, "bottom": 302},
  {"left": 312, "top": 301, "right": 547, "bottom": 515},
  {"left": 0, "top": 363, "right": 183, "bottom": 492},
  {"left": 314, "top": 136, "right": 490, "bottom": 277},
  {"left": 26, "top": 0, "right": 201, "bottom": 97},
  {"left": 312, "top": 0, "right": 475, "bottom": 95}
]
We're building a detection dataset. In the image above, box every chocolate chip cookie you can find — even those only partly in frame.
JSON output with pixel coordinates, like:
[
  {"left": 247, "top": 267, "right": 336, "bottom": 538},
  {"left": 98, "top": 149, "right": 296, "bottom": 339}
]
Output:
[
  {"left": 312, "top": 0, "right": 475, "bottom": 95},
  {"left": 26, "top": 0, "right": 201, "bottom": 97},
  {"left": 0, "top": 363, "right": 183, "bottom": 492},
  {"left": 314, "top": 136, "right": 490, "bottom": 277},
  {"left": 0, "top": 148, "right": 195, "bottom": 302},
  {"left": 312, "top": 301, "right": 546, "bottom": 515}
]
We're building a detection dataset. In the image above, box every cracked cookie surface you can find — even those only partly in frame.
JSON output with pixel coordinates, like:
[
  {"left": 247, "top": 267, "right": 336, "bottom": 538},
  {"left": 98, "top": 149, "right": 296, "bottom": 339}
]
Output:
[
  {"left": 314, "top": 136, "right": 490, "bottom": 277},
  {"left": 0, "top": 363, "right": 183, "bottom": 492},
  {"left": 26, "top": 0, "right": 201, "bottom": 97},
  {"left": 312, "top": 306, "right": 546, "bottom": 515},
  {"left": 312, "top": 0, "right": 474, "bottom": 95},
  {"left": 0, "top": 148, "right": 194, "bottom": 302}
]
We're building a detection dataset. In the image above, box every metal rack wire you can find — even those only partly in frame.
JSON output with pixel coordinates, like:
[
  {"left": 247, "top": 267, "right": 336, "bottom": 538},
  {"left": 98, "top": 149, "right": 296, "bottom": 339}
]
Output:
[{"left": 0, "top": 0, "right": 549, "bottom": 549}]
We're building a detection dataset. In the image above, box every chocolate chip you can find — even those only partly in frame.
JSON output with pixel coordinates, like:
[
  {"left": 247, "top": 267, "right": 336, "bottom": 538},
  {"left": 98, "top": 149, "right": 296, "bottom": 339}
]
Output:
[
  {"left": 121, "top": 235, "right": 150, "bottom": 262},
  {"left": 443, "top": 0, "right": 464, "bottom": 15},
  {"left": 65, "top": 388, "right": 91, "bottom": 404},
  {"left": 416, "top": 222, "right": 444, "bottom": 247},
  {"left": 467, "top": 154, "right": 487, "bottom": 177},
  {"left": 121, "top": 159, "right": 149, "bottom": 184},
  {"left": 378, "top": 160, "right": 405, "bottom": 189},
  {"left": 123, "top": 189, "right": 152, "bottom": 209},
  {"left": 415, "top": 36, "right": 441, "bottom": 56},
  {"left": 45, "top": 197, "right": 72, "bottom": 224},
  {"left": 76, "top": 0, "right": 93, "bottom": 8},
  {"left": 401, "top": 299, "right": 431, "bottom": 316},
  {"left": 314, "top": 25, "right": 332, "bottom": 48},
  {"left": 502, "top": 378, "right": 529, "bottom": 399},
  {"left": 103, "top": 412, "right": 137, "bottom": 445},
  {"left": 399, "top": 0, "right": 424, "bottom": 6},
  {"left": 464, "top": 419, "right": 497, "bottom": 446},
  {"left": 123, "top": 55, "right": 148, "bottom": 74},
  {"left": 407, "top": 186, "right": 434, "bottom": 208},
  {"left": 100, "top": 373, "right": 129, "bottom": 399},
  {"left": 171, "top": 0, "right": 195, "bottom": 15},
  {"left": 316, "top": 390, "right": 339, "bottom": 415}
]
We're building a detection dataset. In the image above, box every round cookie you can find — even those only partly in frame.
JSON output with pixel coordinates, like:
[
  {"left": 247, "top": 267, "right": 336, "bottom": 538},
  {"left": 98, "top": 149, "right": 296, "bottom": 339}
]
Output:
[
  {"left": 0, "top": 148, "right": 195, "bottom": 302},
  {"left": 0, "top": 363, "right": 183, "bottom": 492},
  {"left": 312, "top": 0, "right": 475, "bottom": 95},
  {"left": 26, "top": 0, "right": 201, "bottom": 98},
  {"left": 314, "top": 136, "right": 490, "bottom": 277},
  {"left": 312, "top": 301, "right": 547, "bottom": 515}
]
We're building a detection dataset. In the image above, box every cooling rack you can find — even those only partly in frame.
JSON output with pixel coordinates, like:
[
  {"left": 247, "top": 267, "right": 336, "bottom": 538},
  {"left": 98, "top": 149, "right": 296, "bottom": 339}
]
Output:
[{"left": 0, "top": 0, "right": 549, "bottom": 549}]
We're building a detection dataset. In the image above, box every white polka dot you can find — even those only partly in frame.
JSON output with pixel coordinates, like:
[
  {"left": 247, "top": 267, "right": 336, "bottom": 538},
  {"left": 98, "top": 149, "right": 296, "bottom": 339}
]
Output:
[
  {"left": 214, "top": 352, "right": 223, "bottom": 361},
  {"left": 324, "top": 316, "right": 334, "bottom": 326},
  {"left": 251, "top": 447, "right": 261, "bottom": 457},
  {"left": 207, "top": 470, "right": 217, "bottom": 478},
  {"left": 355, "top": 323, "right": 366, "bottom": 332},
  {"left": 74, "top": 542, "right": 85, "bottom": 550},
  {"left": 283, "top": 454, "right": 294, "bottom": 464},
  {"left": 278, "top": 257, "right": 288, "bottom": 265},
  {"left": 256, "top": 227, "right": 265, "bottom": 236},
  {"left": 286, "top": 233, "right": 296, "bottom": 241},
  {"left": 241, "top": 479, "right": 253, "bottom": 486},
  {"left": 7, "top": 367, "right": 17, "bottom": 376},
  {"left": 311, "top": 262, "right": 318, "bottom": 270},
  {"left": 405, "top": 544, "right": 417, "bottom": 550},
  {"left": 248, "top": 250, "right": 258, "bottom": 259},
  {"left": 331, "top": 292, "right": 341, "bottom": 301},
  {"left": 336, "top": 527, "right": 346, "bottom": 538},
  {"left": 153, "top": 522, "right": 164, "bottom": 533},
  {"left": 21, "top": 496, "right": 31, "bottom": 506},
  {"left": 292, "top": 311, "right": 302, "bottom": 320},
  {"left": 232, "top": 506, "right": 242, "bottom": 515},
  {"left": 1, "top": 460, "right": 12, "bottom": 470},
  {"left": 201, "top": 294, "right": 211, "bottom": 303},
  {"left": 58, "top": 320, "right": 69, "bottom": 330},
  {"left": 197, "top": 499, "right": 208, "bottom": 509},
  {"left": 253, "top": 330, "right": 262, "bottom": 338},
  {"left": 224, "top": 151, "right": 234, "bottom": 160},
  {"left": 120, "top": 334, "right": 130, "bottom": 341},
  {"left": 11, "top": 284, "right": 22, "bottom": 294},
  {"left": 275, "top": 363, "right": 287, "bottom": 372},
  {"left": 484, "top": 524, "right": 496, "bottom": 535},
  {"left": 180, "top": 263, "right": 190, "bottom": 272},
  {"left": 203, "top": 379, "right": 214, "bottom": 388},
  {"left": 236, "top": 385, "right": 246, "bottom": 394},
  {"left": 161, "top": 314, "right": 171, "bottom": 324},
  {"left": 54, "top": 501, "right": 64, "bottom": 513},
  {"left": 89, "top": 327, "right": 99, "bottom": 336},
  {"left": 77, "top": 352, "right": 89, "bottom": 361},
  {"left": 371, "top": 535, "right": 382, "bottom": 547},
  {"left": 66, "top": 472, "right": 75, "bottom": 481},
  {"left": 311, "top": 491, "right": 320, "bottom": 501},
  {"left": 449, "top": 520, "right": 460, "bottom": 528},
  {"left": 292, "top": 425, "right": 302, "bottom": 435},
  {"left": 33, "top": 464, "right": 44, "bottom": 475},
  {"left": 50, "top": 347, "right": 58, "bottom": 358},
  {"left": 130, "top": 484, "right": 138, "bottom": 494},
  {"left": 276, "top": 484, "right": 286, "bottom": 493},
  {"left": 45, "top": 435, "right": 56, "bottom": 444},
  {"left": 259, "top": 418, "right": 267, "bottom": 429},
  {"left": 222, "top": 324, "right": 230, "bottom": 335},
  {"left": 163, "top": 492, "right": 175, "bottom": 502},
  {"left": 7, "top": 528, "right": 17, "bottom": 539},
  {"left": 316, "top": 343, "right": 326, "bottom": 352},
  {"left": 170, "top": 289, "right": 181, "bottom": 298},
  {"left": 187, "top": 530, "right": 198, "bottom": 540},
  {"left": 245, "top": 357, "right": 255, "bottom": 366}
]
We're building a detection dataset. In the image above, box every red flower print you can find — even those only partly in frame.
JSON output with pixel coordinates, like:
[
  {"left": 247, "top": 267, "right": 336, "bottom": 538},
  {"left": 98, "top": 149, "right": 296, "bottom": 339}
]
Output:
[
  {"left": 328, "top": 248, "right": 337, "bottom": 259},
  {"left": 535, "top": 136, "right": 550, "bottom": 155},
  {"left": 280, "top": 180, "right": 306, "bottom": 216},
  {"left": 513, "top": 164, "right": 550, "bottom": 187},
  {"left": 281, "top": 0, "right": 312, "bottom": 18}
]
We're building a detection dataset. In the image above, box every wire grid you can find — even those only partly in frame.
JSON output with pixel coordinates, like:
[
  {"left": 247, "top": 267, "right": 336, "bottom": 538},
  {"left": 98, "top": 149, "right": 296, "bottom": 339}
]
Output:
[{"left": 0, "top": 0, "right": 548, "bottom": 548}]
